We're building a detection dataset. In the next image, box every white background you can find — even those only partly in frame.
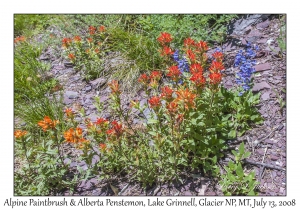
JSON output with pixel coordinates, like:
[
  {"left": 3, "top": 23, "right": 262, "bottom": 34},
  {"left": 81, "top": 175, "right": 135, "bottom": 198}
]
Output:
[{"left": 1, "top": 0, "right": 297, "bottom": 209}]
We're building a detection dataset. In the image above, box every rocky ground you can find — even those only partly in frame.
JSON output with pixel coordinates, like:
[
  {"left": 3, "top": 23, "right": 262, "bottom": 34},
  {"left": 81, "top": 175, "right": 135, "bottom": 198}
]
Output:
[{"left": 32, "top": 14, "right": 286, "bottom": 196}]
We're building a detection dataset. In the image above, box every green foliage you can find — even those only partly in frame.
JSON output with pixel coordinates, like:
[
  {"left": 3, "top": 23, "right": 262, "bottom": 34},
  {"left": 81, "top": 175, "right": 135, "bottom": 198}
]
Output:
[
  {"left": 137, "top": 14, "right": 238, "bottom": 46},
  {"left": 277, "top": 15, "right": 286, "bottom": 53},
  {"left": 14, "top": 14, "right": 53, "bottom": 37},
  {"left": 14, "top": 119, "right": 77, "bottom": 195},
  {"left": 219, "top": 142, "right": 259, "bottom": 195}
]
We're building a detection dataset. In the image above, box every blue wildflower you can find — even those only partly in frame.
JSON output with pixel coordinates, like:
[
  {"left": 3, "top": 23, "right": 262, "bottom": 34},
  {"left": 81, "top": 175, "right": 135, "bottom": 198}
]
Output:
[
  {"left": 234, "top": 42, "right": 258, "bottom": 95},
  {"left": 173, "top": 49, "right": 190, "bottom": 73}
]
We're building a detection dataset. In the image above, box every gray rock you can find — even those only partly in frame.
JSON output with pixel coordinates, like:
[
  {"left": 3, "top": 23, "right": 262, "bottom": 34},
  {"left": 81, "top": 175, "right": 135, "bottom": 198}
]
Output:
[
  {"left": 229, "top": 14, "right": 271, "bottom": 36},
  {"left": 254, "top": 63, "right": 271, "bottom": 72},
  {"left": 85, "top": 86, "right": 92, "bottom": 92},
  {"left": 256, "top": 19, "right": 270, "bottom": 30},
  {"left": 90, "top": 77, "right": 106, "bottom": 88},
  {"left": 252, "top": 82, "right": 271, "bottom": 92},
  {"left": 63, "top": 97, "right": 73, "bottom": 105},
  {"left": 65, "top": 91, "right": 78, "bottom": 99},
  {"left": 261, "top": 92, "right": 270, "bottom": 100},
  {"left": 270, "top": 155, "right": 279, "bottom": 161}
]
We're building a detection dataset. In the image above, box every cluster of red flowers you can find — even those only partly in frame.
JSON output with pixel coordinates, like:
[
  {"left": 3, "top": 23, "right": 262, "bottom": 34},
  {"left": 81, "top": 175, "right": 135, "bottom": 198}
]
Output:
[
  {"left": 183, "top": 37, "right": 208, "bottom": 66},
  {"left": 14, "top": 36, "right": 26, "bottom": 44},
  {"left": 68, "top": 53, "right": 76, "bottom": 61},
  {"left": 37, "top": 116, "right": 59, "bottom": 132},
  {"left": 148, "top": 96, "right": 161, "bottom": 109},
  {"left": 138, "top": 70, "right": 162, "bottom": 89},
  {"left": 62, "top": 37, "right": 72, "bottom": 48},
  {"left": 89, "top": 25, "right": 106, "bottom": 35},
  {"left": 208, "top": 51, "right": 225, "bottom": 85},
  {"left": 14, "top": 130, "right": 27, "bottom": 139},
  {"left": 73, "top": 36, "right": 82, "bottom": 43},
  {"left": 108, "top": 80, "right": 121, "bottom": 95},
  {"left": 157, "top": 32, "right": 174, "bottom": 57},
  {"left": 166, "top": 66, "right": 181, "bottom": 82},
  {"left": 106, "top": 120, "right": 123, "bottom": 138},
  {"left": 64, "top": 127, "right": 90, "bottom": 149}
]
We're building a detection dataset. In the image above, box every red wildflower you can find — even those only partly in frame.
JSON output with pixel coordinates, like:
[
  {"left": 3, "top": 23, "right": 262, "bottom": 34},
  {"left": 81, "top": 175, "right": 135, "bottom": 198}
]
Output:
[
  {"left": 166, "top": 101, "right": 178, "bottom": 114},
  {"left": 99, "top": 143, "right": 107, "bottom": 151},
  {"left": 186, "top": 49, "right": 196, "bottom": 61},
  {"left": 209, "top": 72, "right": 222, "bottom": 85},
  {"left": 212, "top": 51, "right": 223, "bottom": 62},
  {"left": 73, "top": 36, "right": 81, "bottom": 42},
  {"left": 160, "top": 46, "right": 174, "bottom": 56},
  {"left": 209, "top": 61, "right": 224, "bottom": 73},
  {"left": 106, "top": 121, "right": 123, "bottom": 138},
  {"left": 38, "top": 116, "right": 59, "bottom": 132},
  {"left": 195, "top": 40, "right": 209, "bottom": 52},
  {"left": 68, "top": 53, "right": 75, "bottom": 60},
  {"left": 89, "top": 26, "right": 97, "bottom": 35},
  {"left": 184, "top": 37, "right": 195, "bottom": 47},
  {"left": 14, "top": 130, "right": 27, "bottom": 139},
  {"left": 190, "top": 72, "right": 206, "bottom": 88},
  {"left": 14, "top": 36, "right": 26, "bottom": 44},
  {"left": 148, "top": 96, "right": 161, "bottom": 109},
  {"left": 190, "top": 63, "right": 203, "bottom": 74},
  {"left": 160, "top": 86, "right": 173, "bottom": 100},
  {"left": 108, "top": 80, "right": 120, "bottom": 95},
  {"left": 64, "top": 108, "right": 74, "bottom": 118},
  {"left": 95, "top": 118, "right": 109, "bottom": 126},
  {"left": 94, "top": 48, "right": 100, "bottom": 53},
  {"left": 138, "top": 74, "right": 149, "bottom": 85},
  {"left": 62, "top": 38, "right": 72, "bottom": 48},
  {"left": 99, "top": 25, "right": 106, "bottom": 32},
  {"left": 157, "top": 32, "right": 173, "bottom": 45},
  {"left": 150, "top": 71, "right": 162, "bottom": 81},
  {"left": 167, "top": 66, "right": 181, "bottom": 81},
  {"left": 175, "top": 89, "right": 196, "bottom": 110},
  {"left": 64, "top": 127, "right": 87, "bottom": 145},
  {"left": 87, "top": 37, "right": 93, "bottom": 43}
]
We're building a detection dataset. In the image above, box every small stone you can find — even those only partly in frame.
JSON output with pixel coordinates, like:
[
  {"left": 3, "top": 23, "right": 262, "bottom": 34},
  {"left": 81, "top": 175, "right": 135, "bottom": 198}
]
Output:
[
  {"left": 206, "top": 191, "right": 216, "bottom": 196},
  {"left": 256, "top": 19, "right": 270, "bottom": 30},
  {"left": 256, "top": 149, "right": 265, "bottom": 156},
  {"left": 63, "top": 97, "right": 73, "bottom": 105},
  {"left": 254, "top": 63, "right": 271, "bottom": 72},
  {"left": 90, "top": 78, "right": 106, "bottom": 88},
  {"left": 265, "top": 139, "right": 274, "bottom": 144},
  {"left": 270, "top": 155, "right": 279, "bottom": 161},
  {"left": 65, "top": 91, "right": 78, "bottom": 99},
  {"left": 85, "top": 86, "right": 92, "bottom": 92},
  {"left": 261, "top": 92, "right": 270, "bottom": 100},
  {"left": 252, "top": 82, "right": 271, "bottom": 92},
  {"left": 184, "top": 191, "right": 192, "bottom": 196}
]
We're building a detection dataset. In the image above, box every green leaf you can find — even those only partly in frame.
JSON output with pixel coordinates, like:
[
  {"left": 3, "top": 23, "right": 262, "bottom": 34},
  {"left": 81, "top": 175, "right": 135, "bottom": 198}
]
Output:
[
  {"left": 236, "top": 163, "right": 244, "bottom": 178},
  {"left": 148, "top": 131, "right": 157, "bottom": 136},
  {"left": 239, "top": 142, "right": 245, "bottom": 154},
  {"left": 228, "top": 130, "right": 236, "bottom": 138},
  {"left": 244, "top": 151, "right": 251, "bottom": 159},
  {"left": 147, "top": 119, "right": 158, "bottom": 124}
]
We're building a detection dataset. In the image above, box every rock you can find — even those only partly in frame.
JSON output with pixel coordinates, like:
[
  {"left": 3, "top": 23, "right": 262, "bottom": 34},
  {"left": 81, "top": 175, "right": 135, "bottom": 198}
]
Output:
[
  {"left": 270, "top": 155, "right": 279, "bottom": 161},
  {"left": 261, "top": 92, "right": 270, "bottom": 100},
  {"left": 63, "top": 97, "right": 73, "bottom": 105},
  {"left": 254, "top": 63, "right": 271, "bottom": 72},
  {"left": 206, "top": 191, "right": 216, "bottom": 196},
  {"left": 229, "top": 14, "right": 271, "bottom": 36},
  {"left": 90, "top": 78, "right": 106, "bottom": 88},
  {"left": 183, "top": 191, "right": 192, "bottom": 196},
  {"left": 65, "top": 91, "right": 78, "bottom": 99},
  {"left": 252, "top": 82, "right": 271, "bottom": 92},
  {"left": 257, "top": 149, "right": 265, "bottom": 156},
  {"left": 85, "top": 86, "right": 92, "bottom": 92},
  {"left": 256, "top": 19, "right": 270, "bottom": 30},
  {"left": 265, "top": 139, "right": 274, "bottom": 144}
]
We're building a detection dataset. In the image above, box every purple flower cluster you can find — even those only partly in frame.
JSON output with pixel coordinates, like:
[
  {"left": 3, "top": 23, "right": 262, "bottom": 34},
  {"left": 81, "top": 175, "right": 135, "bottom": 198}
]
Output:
[
  {"left": 234, "top": 42, "right": 258, "bottom": 96},
  {"left": 173, "top": 49, "right": 190, "bottom": 73}
]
